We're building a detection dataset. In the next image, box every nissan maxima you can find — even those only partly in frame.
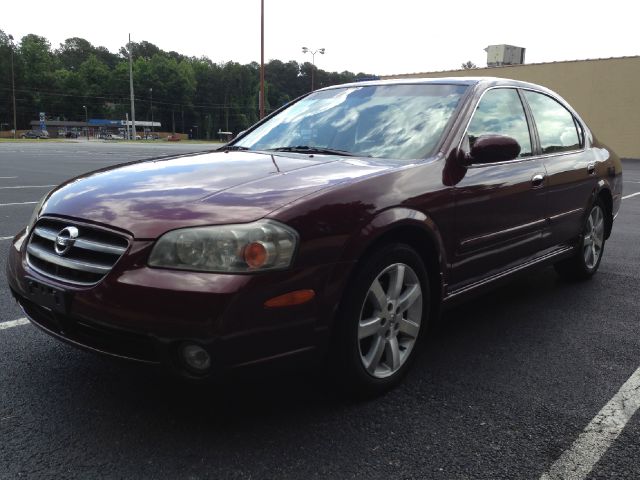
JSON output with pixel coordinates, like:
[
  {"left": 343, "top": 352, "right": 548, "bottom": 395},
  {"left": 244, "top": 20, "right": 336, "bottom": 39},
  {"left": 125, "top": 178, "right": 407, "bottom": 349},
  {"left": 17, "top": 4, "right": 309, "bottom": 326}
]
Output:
[{"left": 6, "top": 78, "right": 623, "bottom": 394}]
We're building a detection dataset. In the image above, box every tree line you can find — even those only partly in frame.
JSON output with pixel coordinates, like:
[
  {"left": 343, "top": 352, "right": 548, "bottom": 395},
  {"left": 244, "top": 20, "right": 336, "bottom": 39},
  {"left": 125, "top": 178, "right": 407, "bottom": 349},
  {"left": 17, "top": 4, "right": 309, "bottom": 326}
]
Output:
[{"left": 0, "top": 31, "right": 376, "bottom": 138}]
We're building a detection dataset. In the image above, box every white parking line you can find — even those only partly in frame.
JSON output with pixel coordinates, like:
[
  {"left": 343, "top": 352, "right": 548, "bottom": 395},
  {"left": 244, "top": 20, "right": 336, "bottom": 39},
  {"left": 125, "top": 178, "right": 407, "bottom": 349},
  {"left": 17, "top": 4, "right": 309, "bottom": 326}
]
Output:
[
  {"left": 0, "top": 185, "right": 55, "bottom": 190},
  {"left": 0, "top": 236, "right": 14, "bottom": 241},
  {"left": 0, "top": 201, "right": 38, "bottom": 206},
  {"left": 0, "top": 318, "right": 30, "bottom": 330},
  {"left": 539, "top": 366, "right": 640, "bottom": 480},
  {"left": 0, "top": 176, "right": 17, "bottom": 179},
  {"left": 622, "top": 192, "right": 640, "bottom": 200}
]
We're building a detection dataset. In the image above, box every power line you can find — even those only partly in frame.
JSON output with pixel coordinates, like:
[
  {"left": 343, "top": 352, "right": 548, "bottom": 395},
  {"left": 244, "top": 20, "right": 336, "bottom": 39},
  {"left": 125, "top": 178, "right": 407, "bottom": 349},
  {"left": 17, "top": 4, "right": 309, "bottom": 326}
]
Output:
[{"left": 0, "top": 86, "right": 261, "bottom": 110}]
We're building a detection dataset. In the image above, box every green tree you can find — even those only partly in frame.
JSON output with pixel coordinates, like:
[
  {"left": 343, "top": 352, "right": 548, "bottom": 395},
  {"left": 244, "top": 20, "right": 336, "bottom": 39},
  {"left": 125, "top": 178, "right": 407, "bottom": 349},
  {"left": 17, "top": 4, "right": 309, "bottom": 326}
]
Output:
[
  {"left": 57, "top": 37, "right": 95, "bottom": 70},
  {"left": 133, "top": 54, "right": 196, "bottom": 131},
  {"left": 20, "top": 34, "right": 58, "bottom": 87},
  {"left": 0, "top": 30, "right": 15, "bottom": 130},
  {"left": 79, "top": 55, "right": 110, "bottom": 96},
  {"left": 0, "top": 30, "right": 377, "bottom": 133},
  {"left": 119, "top": 40, "right": 164, "bottom": 60},
  {"left": 18, "top": 34, "right": 60, "bottom": 120},
  {"left": 50, "top": 68, "right": 87, "bottom": 120},
  {"left": 265, "top": 60, "right": 304, "bottom": 107},
  {"left": 56, "top": 37, "right": 119, "bottom": 71}
]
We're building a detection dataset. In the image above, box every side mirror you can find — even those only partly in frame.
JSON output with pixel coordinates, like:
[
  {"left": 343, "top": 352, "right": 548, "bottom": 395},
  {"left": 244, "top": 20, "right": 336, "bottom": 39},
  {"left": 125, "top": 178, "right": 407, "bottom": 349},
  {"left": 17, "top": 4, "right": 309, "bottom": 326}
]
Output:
[{"left": 468, "top": 135, "right": 521, "bottom": 164}]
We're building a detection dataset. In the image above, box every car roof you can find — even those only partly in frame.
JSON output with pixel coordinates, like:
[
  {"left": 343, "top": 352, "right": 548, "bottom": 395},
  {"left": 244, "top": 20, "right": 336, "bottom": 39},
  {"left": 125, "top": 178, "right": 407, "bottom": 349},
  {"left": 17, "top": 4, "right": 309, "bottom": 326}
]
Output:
[{"left": 319, "top": 76, "right": 546, "bottom": 91}]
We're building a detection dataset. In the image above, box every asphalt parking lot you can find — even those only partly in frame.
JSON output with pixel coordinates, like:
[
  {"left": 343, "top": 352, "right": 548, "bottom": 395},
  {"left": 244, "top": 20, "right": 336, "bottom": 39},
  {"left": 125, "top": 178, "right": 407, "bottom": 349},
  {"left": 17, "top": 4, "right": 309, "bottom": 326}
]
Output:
[{"left": 1, "top": 142, "right": 639, "bottom": 479}]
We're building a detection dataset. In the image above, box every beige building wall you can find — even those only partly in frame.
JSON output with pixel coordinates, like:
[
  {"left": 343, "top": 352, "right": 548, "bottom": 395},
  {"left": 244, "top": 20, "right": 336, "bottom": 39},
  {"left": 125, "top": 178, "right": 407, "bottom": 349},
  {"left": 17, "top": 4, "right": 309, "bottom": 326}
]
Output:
[{"left": 383, "top": 56, "right": 640, "bottom": 158}]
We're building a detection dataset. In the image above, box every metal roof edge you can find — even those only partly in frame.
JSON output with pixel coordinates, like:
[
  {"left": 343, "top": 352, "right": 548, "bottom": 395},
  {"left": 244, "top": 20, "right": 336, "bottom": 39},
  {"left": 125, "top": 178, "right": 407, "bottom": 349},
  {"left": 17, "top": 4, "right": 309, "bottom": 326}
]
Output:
[{"left": 381, "top": 55, "right": 640, "bottom": 79}]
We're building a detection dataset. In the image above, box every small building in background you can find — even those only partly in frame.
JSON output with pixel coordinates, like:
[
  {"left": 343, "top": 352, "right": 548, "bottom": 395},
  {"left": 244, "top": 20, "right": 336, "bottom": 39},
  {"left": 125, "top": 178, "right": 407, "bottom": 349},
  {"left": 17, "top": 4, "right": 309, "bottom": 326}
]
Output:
[
  {"left": 485, "top": 44, "right": 526, "bottom": 67},
  {"left": 29, "top": 119, "right": 162, "bottom": 139},
  {"left": 28, "top": 120, "right": 86, "bottom": 138}
]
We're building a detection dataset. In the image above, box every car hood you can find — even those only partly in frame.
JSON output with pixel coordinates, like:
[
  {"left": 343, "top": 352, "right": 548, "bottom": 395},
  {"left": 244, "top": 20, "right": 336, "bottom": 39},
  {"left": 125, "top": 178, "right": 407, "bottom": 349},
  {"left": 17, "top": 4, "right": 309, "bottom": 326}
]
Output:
[{"left": 39, "top": 150, "right": 397, "bottom": 238}]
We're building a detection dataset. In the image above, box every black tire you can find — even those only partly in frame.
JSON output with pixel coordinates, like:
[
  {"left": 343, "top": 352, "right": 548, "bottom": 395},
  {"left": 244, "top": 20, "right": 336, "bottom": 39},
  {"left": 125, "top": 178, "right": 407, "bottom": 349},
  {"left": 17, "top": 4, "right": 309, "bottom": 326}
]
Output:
[
  {"left": 331, "top": 243, "right": 430, "bottom": 397},
  {"left": 554, "top": 199, "right": 607, "bottom": 281}
]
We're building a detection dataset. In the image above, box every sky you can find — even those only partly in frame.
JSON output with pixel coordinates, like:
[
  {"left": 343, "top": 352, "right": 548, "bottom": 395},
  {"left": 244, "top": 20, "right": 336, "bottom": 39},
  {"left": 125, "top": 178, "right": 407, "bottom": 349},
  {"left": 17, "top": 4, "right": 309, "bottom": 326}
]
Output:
[{"left": 3, "top": 0, "right": 639, "bottom": 76}]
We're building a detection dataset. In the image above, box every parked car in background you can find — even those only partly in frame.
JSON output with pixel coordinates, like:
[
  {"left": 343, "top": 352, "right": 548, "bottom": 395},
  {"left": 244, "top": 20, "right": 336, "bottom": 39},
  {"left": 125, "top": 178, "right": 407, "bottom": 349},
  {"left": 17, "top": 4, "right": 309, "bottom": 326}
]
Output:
[
  {"left": 6, "top": 78, "right": 622, "bottom": 395},
  {"left": 21, "top": 130, "right": 49, "bottom": 139},
  {"left": 57, "top": 131, "right": 78, "bottom": 139}
]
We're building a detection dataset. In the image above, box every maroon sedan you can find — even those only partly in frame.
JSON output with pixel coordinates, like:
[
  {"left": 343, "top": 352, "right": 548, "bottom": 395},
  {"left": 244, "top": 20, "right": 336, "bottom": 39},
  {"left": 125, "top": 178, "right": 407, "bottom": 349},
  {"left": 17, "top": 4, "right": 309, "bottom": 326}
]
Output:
[{"left": 6, "top": 78, "right": 622, "bottom": 395}]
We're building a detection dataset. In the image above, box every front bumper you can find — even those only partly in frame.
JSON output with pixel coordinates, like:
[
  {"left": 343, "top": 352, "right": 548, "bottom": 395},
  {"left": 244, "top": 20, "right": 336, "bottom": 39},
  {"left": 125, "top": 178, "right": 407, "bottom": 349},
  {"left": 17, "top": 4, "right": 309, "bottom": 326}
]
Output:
[{"left": 7, "top": 229, "right": 351, "bottom": 377}]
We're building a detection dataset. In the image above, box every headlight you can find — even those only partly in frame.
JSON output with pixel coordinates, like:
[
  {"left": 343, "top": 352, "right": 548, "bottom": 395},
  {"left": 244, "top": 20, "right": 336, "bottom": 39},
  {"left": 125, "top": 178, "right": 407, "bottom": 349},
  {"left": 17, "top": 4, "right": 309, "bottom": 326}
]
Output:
[
  {"left": 26, "top": 194, "right": 49, "bottom": 235},
  {"left": 148, "top": 220, "right": 299, "bottom": 273}
]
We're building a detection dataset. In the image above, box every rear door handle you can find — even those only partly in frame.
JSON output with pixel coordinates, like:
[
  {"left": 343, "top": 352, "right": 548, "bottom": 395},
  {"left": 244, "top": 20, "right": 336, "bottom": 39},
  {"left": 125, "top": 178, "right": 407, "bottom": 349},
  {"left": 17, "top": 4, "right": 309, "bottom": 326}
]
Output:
[
  {"left": 587, "top": 163, "right": 596, "bottom": 175},
  {"left": 531, "top": 173, "right": 545, "bottom": 187}
]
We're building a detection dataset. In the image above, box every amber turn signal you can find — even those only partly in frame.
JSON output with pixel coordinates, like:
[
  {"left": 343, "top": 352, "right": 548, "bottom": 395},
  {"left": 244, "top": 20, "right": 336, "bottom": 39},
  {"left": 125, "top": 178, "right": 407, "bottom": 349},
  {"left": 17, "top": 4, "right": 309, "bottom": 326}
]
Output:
[{"left": 264, "top": 289, "right": 316, "bottom": 308}]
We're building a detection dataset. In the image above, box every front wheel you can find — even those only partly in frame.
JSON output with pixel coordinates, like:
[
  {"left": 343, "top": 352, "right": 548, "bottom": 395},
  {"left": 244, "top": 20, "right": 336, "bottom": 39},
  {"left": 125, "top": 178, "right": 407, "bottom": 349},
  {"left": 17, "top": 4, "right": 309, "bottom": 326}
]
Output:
[
  {"left": 332, "top": 244, "right": 429, "bottom": 396},
  {"left": 555, "top": 200, "right": 606, "bottom": 280}
]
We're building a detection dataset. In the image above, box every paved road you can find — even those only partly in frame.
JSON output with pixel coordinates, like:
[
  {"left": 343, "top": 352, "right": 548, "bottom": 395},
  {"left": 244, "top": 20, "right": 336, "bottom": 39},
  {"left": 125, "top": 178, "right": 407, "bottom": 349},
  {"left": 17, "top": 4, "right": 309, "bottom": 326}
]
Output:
[{"left": 1, "top": 143, "right": 639, "bottom": 479}]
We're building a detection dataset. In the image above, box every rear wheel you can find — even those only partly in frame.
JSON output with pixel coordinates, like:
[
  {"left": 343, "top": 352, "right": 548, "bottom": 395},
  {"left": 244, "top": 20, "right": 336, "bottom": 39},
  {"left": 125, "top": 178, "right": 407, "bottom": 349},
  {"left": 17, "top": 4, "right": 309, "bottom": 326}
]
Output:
[
  {"left": 332, "top": 244, "right": 429, "bottom": 396},
  {"left": 555, "top": 200, "right": 606, "bottom": 280}
]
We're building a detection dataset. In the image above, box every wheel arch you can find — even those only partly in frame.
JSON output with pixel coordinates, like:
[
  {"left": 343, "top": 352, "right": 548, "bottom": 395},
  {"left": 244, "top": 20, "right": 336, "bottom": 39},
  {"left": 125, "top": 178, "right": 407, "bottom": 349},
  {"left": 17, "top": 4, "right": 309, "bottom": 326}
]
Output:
[
  {"left": 595, "top": 181, "right": 613, "bottom": 239},
  {"left": 335, "top": 207, "right": 447, "bottom": 323}
]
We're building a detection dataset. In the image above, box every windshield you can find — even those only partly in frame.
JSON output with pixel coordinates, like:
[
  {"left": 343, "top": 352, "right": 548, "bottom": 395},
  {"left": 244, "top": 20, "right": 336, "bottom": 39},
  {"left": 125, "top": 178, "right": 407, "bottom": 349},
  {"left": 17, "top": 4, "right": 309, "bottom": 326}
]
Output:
[{"left": 235, "top": 83, "right": 468, "bottom": 160}]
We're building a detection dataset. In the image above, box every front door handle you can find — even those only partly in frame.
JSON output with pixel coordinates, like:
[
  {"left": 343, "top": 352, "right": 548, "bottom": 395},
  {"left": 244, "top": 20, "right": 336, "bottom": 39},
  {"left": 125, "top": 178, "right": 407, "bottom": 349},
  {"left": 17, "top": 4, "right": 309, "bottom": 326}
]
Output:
[
  {"left": 587, "top": 163, "right": 596, "bottom": 175},
  {"left": 531, "top": 173, "right": 545, "bottom": 187}
]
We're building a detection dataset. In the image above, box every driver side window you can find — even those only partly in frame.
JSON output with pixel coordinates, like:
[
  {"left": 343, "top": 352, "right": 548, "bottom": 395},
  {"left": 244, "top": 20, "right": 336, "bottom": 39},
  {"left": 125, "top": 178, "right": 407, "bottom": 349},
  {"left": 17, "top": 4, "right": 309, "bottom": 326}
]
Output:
[{"left": 467, "top": 88, "right": 533, "bottom": 158}]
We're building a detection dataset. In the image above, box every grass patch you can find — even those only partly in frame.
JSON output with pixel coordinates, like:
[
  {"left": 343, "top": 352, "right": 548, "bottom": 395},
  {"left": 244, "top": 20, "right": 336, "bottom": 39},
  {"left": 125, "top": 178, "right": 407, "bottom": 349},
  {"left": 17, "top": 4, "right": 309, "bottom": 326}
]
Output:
[
  {"left": 102, "top": 139, "right": 227, "bottom": 146},
  {"left": 0, "top": 138, "right": 74, "bottom": 143},
  {"left": 111, "top": 139, "right": 224, "bottom": 145},
  {"left": 0, "top": 138, "right": 224, "bottom": 145}
]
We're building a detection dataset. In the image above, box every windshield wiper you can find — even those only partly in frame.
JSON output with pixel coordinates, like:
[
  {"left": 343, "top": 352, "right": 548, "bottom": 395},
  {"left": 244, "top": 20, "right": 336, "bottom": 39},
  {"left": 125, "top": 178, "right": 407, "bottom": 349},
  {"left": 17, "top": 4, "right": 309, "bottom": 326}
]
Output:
[
  {"left": 267, "top": 146, "right": 355, "bottom": 156},
  {"left": 219, "top": 145, "right": 250, "bottom": 152}
]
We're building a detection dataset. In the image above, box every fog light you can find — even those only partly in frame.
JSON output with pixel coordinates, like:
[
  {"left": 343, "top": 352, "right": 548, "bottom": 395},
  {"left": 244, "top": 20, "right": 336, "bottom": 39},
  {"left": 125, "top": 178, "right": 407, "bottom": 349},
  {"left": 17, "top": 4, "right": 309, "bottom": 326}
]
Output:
[{"left": 181, "top": 343, "right": 211, "bottom": 372}]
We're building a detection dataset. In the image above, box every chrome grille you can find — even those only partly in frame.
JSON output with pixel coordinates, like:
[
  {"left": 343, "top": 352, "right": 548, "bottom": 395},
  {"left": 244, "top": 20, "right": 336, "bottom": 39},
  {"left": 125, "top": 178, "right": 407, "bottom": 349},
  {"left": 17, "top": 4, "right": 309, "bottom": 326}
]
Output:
[{"left": 26, "top": 218, "right": 129, "bottom": 286}]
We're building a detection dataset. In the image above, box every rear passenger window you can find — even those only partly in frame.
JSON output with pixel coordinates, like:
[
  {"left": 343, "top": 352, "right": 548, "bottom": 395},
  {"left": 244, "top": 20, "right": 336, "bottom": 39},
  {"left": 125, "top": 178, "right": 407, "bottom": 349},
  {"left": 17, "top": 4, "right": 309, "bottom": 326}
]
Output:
[
  {"left": 467, "top": 88, "right": 532, "bottom": 158},
  {"left": 523, "top": 91, "right": 582, "bottom": 154}
]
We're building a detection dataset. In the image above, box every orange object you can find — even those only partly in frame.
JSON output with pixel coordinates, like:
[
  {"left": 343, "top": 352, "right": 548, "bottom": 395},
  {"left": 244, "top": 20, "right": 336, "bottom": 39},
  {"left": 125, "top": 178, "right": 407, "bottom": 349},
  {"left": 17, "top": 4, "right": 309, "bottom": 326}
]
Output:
[
  {"left": 244, "top": 242, "right": 268, "bottom": 268},
  {"left": 264, "top": 289, "right": 316, "bottom": 308}
]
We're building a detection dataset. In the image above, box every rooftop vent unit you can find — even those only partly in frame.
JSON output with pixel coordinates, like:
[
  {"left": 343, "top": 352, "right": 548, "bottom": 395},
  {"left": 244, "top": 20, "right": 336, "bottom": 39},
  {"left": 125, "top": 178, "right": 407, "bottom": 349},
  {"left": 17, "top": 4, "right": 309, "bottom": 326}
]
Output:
[{"left": 485, "top": 44, "right": 526, "bottom": 67}]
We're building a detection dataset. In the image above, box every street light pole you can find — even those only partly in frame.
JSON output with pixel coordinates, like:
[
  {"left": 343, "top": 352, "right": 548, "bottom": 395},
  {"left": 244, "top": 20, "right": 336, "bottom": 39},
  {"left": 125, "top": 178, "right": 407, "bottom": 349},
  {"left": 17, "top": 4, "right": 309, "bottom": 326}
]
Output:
[
  {"left": 8, "top": 35, "right": 17, "bottom": 139},
  {"left": 149, "top": 87, "right": 154, "bottom": 137},
  {"left": 82, "top": 105, "right": 88, "bottom": 140},
  {"left": 301, "top": 47, "right": 325, "bottom": 91}
]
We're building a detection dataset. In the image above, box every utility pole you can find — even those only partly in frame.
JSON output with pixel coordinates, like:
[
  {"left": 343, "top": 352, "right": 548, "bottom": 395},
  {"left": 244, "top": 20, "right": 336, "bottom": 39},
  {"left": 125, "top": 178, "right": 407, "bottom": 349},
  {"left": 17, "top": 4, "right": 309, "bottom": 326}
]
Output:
[
  {"left": 128, "top": 34, "right": 137, "bottom": 140},
  {"left": 9, "top": 35, "right": 17, "bottom": 139},
  {"left": 259, "top": 0, "right": 265, "bottom": 119},
  {"left": 82, "top": 105, "right": 88, "bottom": 140},
  {"left": 149, "top": 88, "right": 154, "bottom": 137}
]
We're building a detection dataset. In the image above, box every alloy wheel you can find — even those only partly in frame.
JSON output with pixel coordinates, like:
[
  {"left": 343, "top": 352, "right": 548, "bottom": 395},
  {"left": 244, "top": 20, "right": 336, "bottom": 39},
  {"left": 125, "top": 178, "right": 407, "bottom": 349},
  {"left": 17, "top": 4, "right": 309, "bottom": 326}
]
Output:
[
  {"left": 357, "top": 263, "right": 423, "bottom": 379},
  {"left": 583, "top": 205, "right": 605, "bottom": 270}
]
